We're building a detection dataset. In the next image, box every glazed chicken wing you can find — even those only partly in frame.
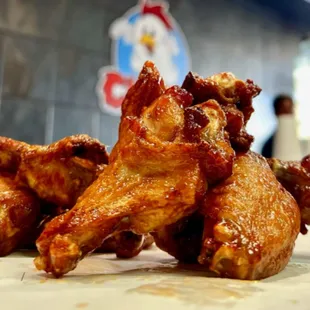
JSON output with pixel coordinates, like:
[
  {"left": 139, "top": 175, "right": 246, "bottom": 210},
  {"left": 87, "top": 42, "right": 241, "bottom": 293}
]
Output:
[
  {"left": 0, "top": 135, "right": 108, "bottom": 256},
  {"left": 199, "top": 152, "right": 300, "bottom": 280},
  {"left": 0, "top": 134, "right": 109, "bottom": 209},
  {"left": 268, "top": 155, "right": 310, "bottom": 234},
  {"left": 0, "top": 172, "right": 40, "bottom": 256},
  {"left": 16, "top": 135, "right": 108, "bottom": 208},
  {"left": 182, "top": 71, "right": 261, "bottom": 151},
  {"left": 34, "top": 61, "right": 234, "bottom": 276}
]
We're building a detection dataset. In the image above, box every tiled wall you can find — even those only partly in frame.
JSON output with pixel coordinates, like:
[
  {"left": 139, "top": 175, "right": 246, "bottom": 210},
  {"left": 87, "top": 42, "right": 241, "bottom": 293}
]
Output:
[{"left": 0, "top": 0, "right": 300, "bottom": 152}]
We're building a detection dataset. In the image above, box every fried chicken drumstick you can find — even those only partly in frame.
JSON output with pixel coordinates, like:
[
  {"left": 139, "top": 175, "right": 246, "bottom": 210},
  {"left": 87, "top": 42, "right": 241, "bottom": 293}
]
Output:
[{"left": 34, "top": 61, "right": 235, "bottom": 276}]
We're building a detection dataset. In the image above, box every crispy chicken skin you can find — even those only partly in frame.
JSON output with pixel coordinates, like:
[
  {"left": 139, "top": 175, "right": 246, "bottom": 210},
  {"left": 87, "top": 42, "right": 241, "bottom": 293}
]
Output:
[
  {"left": 34, "top": 61, "right": 234, "bottom": 277},
  {"left": 199, "top": 152, "right": 300, "bottom": 280},
  {"left": 268, "top": 155, "right": 310, "bottom": 234},
  {"left": 0, "top": 173, "right": 40, "bottom": 256},
  {"left": 182, "top": 72, "right": 261, "bottom": 151},
  {"left": 0, "top": 137, "right": 26, "bottom": 173},
  {"left": 16, "top": 135, "right": 108, "bottom": 208}
]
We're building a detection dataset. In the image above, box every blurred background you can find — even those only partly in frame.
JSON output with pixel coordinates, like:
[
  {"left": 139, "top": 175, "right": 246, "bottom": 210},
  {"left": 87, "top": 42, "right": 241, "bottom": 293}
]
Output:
[{"left": 0, "top": 0, "right": 309, "bottom": 155}]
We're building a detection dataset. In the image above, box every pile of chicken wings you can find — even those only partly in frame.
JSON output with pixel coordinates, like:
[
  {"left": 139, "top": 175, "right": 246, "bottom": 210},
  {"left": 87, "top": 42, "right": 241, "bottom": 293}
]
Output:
[{"left": 1, "top": 61, "right": 310, "bottom": 280}]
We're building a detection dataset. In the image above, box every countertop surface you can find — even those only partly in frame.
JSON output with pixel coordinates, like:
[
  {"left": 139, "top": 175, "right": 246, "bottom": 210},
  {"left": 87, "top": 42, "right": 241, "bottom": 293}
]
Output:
[{"left": 1, "top": 235, "right": 310, "bottom": 310}]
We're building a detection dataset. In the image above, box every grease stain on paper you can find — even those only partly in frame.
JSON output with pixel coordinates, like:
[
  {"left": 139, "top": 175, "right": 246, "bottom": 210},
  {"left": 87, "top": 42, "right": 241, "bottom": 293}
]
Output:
[
  {"left": 76, "top": 302, "right": 89, "bottom": 308},
  {"left": 128, "top": 276, "right": 263, "bottom": 306}
]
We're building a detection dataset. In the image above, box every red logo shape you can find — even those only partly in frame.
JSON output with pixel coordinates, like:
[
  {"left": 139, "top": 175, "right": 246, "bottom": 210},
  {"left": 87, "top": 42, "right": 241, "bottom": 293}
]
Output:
[{"left": 98, "top": 70, "right": 135, "bottom": 115}]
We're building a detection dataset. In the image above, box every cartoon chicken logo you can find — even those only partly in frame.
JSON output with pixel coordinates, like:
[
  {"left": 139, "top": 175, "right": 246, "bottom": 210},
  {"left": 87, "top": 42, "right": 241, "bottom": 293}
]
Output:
[{"left": 97, "top": 0, "right": 191, "bottom": 116}]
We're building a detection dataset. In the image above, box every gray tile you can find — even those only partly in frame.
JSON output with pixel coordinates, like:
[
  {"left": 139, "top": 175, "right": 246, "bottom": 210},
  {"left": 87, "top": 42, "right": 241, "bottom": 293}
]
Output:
[
  {"left": 171, "top": 0, "right": 197, "bottom": 36},
  {"left": 0, "top": 99, "right": 47, "bottom": 144},
  {"left": 191, "top": 41, "right": 224, "bottom": 77},
  {"left": 0, "top": 0, "right": 67, "bottom": 39},
  {"left": 101, "top": 9, "right": 124, "bottom": 62},
  {"left": 44, "top": 105, "right": 55, "bottom": 145},
  {"left": 97, "top": 0, "right": 138, "bottom": 13},
  {"left": 172, "top": 0, "right": 232, "bottom": 40},
  {"left": 100, "top": 114, "right": 120, "bottom": 151},
  {"left": 2, "top": 36, "right": 57, "bottom": 101},
  {"left": 0, "top": 35, "right": 5, "bottom": 90},
  {"left": 61, "top": 0, "right": 109, "bottom": 53},
  {"left": 52, "top": 106, "right": 96, "bottom": 141},
  {"left": 56, "top": 47, "right": 104, "bottom": 107}
]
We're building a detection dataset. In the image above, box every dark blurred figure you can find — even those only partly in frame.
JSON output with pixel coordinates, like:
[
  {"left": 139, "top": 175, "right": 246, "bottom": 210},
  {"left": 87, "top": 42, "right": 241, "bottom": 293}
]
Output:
[{"left": 262, "top": 95, "right": 294, "bottom": 158}]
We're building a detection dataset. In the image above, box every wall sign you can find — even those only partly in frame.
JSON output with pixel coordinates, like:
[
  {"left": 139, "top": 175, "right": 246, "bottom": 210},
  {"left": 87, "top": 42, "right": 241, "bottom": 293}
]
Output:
[{"left": 96, "top": 0, "right": 191, "bottom": 116}]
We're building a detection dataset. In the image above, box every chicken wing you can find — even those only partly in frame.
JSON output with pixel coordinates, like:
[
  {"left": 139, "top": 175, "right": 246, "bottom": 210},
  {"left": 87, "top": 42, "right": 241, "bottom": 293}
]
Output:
[
  {"left": 268, "top": 155, "right": 310, "bottom": 234},
  {"left": 0, "top": 172, "right": 40, "bottom": 256},
  {"left": 0, "top": 135, "right": 109, "bottom": 255},
  {"left": 0, "top": 134, "right": 109, "bottom": 209},
  {"left": 16, "top": 135, "right": 108, "bottom": 208},
  {"left": 34, "top": 61, "right": 234, "bottom": 277},
  {"left": 199, "top": 152, "right": 300, "bottom": 280},
  {"left": 182, "top": 72, "right": 261, "bottom": 151}
]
